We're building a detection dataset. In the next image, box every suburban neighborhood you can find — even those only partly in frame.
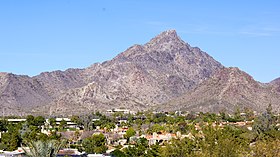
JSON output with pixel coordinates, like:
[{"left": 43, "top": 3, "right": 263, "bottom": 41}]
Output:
[{"left": 0, "top": 106, "right": 279, "bottom": 156}]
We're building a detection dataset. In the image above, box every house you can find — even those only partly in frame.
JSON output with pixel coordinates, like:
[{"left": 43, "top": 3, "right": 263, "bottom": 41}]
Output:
[
  {"left": 57, "top": 148, "right": 87, "bottom": 157},
  {"left": 145, "top": 132, "right": 176, "bottom": 145},
  {"left": 106, "top": 109, "right": 133, "bottom": 114},
  {"left": 7, "top": 119, "right": 26, "bottom": 124},
  {"left": 46, "top": 118, "right": 78, "bottom": 129},
  {"left": 0, "top": 149, "right": 25, "bottom": 157},
  {"left": 87, "top": 154, "right": 111, "bottom": 157}
]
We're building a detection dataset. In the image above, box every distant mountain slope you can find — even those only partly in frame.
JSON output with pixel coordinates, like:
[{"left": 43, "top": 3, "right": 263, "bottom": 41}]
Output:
[
  {"left": 34, "top": 68, "right": 91, "bottom": 97},
  {"left": 162, "top": 67, "right": 280, "bottom": 113},
  {"left": 0, "top": 73, "right": 51, "bottom": 115},
  {"left": 0, "top": 64, "right": 104, "bottom": 116},
  {"left": 49, "top": 30, "right": 223, "bottom": 115},
  {"left": 270, "top": 77, "right": 280, "bottom": 93}
]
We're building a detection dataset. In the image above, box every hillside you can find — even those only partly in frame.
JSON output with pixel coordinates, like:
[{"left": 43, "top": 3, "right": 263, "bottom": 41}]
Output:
[{"left": 162, "top": 67, "right": 280, "bottom": 113}]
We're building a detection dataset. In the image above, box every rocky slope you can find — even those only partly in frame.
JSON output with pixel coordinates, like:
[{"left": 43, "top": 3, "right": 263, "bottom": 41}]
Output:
[
  {"left": 0, "top": 72, "right": 51, "bottom": 115},
  {"left": 162, "top": 67, "right": 280, "bottom": 113},
  {"left": 48, "top": 30, "right": 223, "bottom": 115},
  {"left": 270, "top": 78, "right": 280, "bottom": 93},
  {"left": 0, "top": 64, "right": 105, "bottom": 116},
  {"left": 34, "top": 68, "right": 90, "bottom": 97}
]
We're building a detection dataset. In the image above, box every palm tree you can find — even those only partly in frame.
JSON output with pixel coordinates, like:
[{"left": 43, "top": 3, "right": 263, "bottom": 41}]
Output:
[{"left": 23, "top": 140, "right": 66, "bottom": 157}]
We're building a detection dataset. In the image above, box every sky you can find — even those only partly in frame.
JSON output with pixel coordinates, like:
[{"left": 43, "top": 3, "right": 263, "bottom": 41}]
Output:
[{"left": 0, "top": 1, "right": 279, "bottom": 83}]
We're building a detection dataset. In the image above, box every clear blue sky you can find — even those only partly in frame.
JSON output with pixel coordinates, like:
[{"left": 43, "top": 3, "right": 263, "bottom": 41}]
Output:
[{"left": 0, "top": 0, "right": 279, "bottom": 83}]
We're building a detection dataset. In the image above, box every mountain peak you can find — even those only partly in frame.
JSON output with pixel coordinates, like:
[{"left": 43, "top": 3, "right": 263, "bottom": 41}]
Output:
[
  {"left": 145, "top": 30, "right": 185, "bottom": 49},
  {"left": 116, "top": 30, "right": 187, "bottom": 59},
  {"left": 158, "top": 29, "right": 178, "bottom": 38},
  {"left": 151, "top": 29, "right": 180, "bottom": 41}
]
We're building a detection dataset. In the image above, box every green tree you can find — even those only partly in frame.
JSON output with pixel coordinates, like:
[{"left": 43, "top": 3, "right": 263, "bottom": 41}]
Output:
[
  {"left": 21, "top": 122, "right": 43, "bottom": 141},
  {"left": 165, "top": 116, "right": 177, "bottom": 125},
  {"left": 103, "top": 122, "right": 115, "bottom": 131},
  {"left": 233, "top": 106, "right": 243, "bottom": 121},
  {"left": 1, "top": 131, "right": 20, "bottom": 151},
  {"left": 48, "top": 118, "right": 56, "bottom": 128},
  {"left": 23, "top": 140, "right": 66, "bottom": 157},
  {"left": 112, "top": 112, "right": 124, "bottom": 119},
  {"left": 48, "top": 131, "right": 62, "bottom": 140},
  {"left": 82, "top": 133, "right": 107, "bottom": 154},
  {"left": 177, "top": 122, "right": 189, "bottom": 134},
  {"left": 252, "top": 139, "right": 280, "bottom": 157},
  {"left": 161, "top": 138, "right": 197, "bottom": 157},
  {"left": 71, "top": 115, "right": 83, "bottom": 128},
  {"left": 253, "top": 104, "right": 277, "bottom": 139},
  {"left": 0, "top": 119, "right": 8, "bottom": 132},
  {"left": 59, "top": 119, "right": 67, "bottom": 130},
  {"left": 1, "top": 124, "right": 21, "bottom": 151},
  {"left": 244, "top": 107, "right": 255, "bottom": 121},
  {"left": 196, "top": 112, "right": 219, "bottom": 123},
  {"left": 124, "top": 127, "right": 136, "bottom": 141},
  {"left": 26, "top": 115, "right": 35, "bottom": 126},
  {"left": 80, "top": 114, "right": 95, "bottom": 131},
  {"left": 34, "top": 116, "right": 45, "bottom": 127},
  {"left": 266, "top": 103, "right": 273, "bottom": 115},
  {"left": 110, "top": 149, "right": 126, "bottom": 157},
  {"left": 127, "top": 114, "right": 134, "bottom": 126},
  {"left": 153, "top": 113, "right": 167, "bottom": 123},
  {"left": 146, "top": 144, "right": 161, "bottom": 157},
  {"left": 199, "top": 125, "right": 249, "bottom": 157},
  {"left": 93, "top": 113, "right": 116, "bottom": 130},
  {"left": 123, "top": 138, "right": 148, "bottom": 157},
  {"left": 147, "top": 124, "right": 165, "bottom": 134}
]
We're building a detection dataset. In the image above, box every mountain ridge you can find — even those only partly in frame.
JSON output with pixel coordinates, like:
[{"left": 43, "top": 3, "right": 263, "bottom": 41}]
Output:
[
  {"left": 0, "top": 30, "right": 279, "bottom": 115},
  {"left": 162, "top": 67, "right": 280, "bottom": 113}
]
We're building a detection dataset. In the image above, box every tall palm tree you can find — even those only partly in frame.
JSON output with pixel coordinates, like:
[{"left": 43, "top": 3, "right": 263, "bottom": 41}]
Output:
[{"left": 23, "top": 140, "right": 66, "bottom": 157}]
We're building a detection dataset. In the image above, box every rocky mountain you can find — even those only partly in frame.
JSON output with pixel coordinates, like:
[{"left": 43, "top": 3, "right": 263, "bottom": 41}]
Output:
[
  {"left": 0, "top": 64, "right": 105, "bottom": 115},
  {"left": 34, "top": 68, "right": 90, "bottom": 97},
  {"left": 270, "top": 78, "right": 280, "bottom": 93},
  {"left": 49, "top": 30, "right": 223, "bottom": 115},
  {"left": 162, "top": 67, "right": 280, "bottom": 113},
  {"left": 0, "top": 72, "right": 51, "bottom": 116},
  {"left": 1, "top": 30, "right": 278, "bottom": 116}
]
